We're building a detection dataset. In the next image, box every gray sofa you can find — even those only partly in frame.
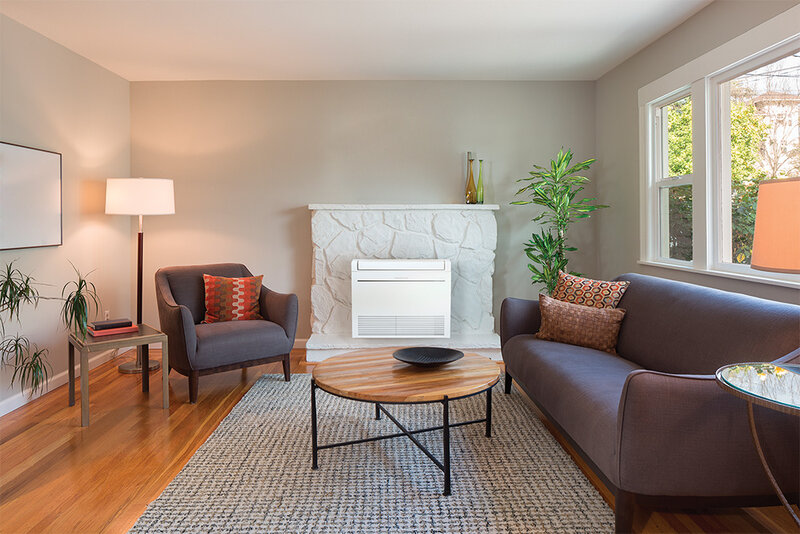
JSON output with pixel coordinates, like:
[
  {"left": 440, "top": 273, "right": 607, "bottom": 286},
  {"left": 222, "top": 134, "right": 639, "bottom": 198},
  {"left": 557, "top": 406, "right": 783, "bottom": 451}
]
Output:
[
  {"left": 500, "top": 273, "right": 800, "bottom": 533},
  {"left": 155, "top": 263, "right": 298, "bottom": 403}
]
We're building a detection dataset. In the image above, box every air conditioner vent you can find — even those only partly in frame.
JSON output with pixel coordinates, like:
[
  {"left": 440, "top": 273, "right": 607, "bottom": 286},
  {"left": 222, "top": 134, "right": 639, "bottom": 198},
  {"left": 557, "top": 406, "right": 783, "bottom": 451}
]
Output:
[
  {"left": 357, "top": 315, "right": 445, "bottom": 337},
  {"left": 352, "top": 258, "right": 451, "bottom": 338}
]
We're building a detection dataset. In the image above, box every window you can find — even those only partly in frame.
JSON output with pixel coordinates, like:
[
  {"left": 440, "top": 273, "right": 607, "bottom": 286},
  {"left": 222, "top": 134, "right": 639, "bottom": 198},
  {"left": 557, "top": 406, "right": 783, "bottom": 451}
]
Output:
[
  {"left": 652, "top": 95, "right": 693, "bottom": 262},
  {"left": 717, "top": 53, "right": 800, "bottom": 266},
  {"left": 639, "top": 15, "right": 800, "bottom": 288}
]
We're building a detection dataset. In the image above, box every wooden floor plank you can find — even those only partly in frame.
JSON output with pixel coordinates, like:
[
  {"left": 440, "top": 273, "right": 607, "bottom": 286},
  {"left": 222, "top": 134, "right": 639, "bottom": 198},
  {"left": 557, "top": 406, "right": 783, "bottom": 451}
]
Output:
[{"left": 0, "top": 350, "right": 794, "bottom": 533}]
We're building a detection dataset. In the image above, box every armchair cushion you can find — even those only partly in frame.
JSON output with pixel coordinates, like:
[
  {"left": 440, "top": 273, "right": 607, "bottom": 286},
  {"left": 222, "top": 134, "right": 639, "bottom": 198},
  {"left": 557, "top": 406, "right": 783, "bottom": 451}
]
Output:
[
  {"left": 194, "top": 320, "right": 292, "bottom": 369},
  {"left": 202, "top": 273, "right": 263, "bottom": 323}
]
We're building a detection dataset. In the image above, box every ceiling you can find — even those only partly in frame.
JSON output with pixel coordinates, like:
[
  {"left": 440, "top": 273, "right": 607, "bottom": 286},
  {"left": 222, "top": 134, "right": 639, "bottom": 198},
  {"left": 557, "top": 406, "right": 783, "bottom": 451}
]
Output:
[{"left": 0, "top": 0, "right": 712, "bottom": 81}]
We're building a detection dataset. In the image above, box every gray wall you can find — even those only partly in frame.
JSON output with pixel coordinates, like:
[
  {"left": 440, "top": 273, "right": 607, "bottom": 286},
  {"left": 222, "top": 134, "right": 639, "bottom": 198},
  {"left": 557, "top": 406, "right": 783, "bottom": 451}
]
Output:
[
  {"left": 594, "top": 0, "right": 800, "bottom": 304},
  {"left": 0, "top": 15, "right": 131, "bottom": 407},
  {"left": 130, "top": 81, "right": 597, "bottom": 338}
]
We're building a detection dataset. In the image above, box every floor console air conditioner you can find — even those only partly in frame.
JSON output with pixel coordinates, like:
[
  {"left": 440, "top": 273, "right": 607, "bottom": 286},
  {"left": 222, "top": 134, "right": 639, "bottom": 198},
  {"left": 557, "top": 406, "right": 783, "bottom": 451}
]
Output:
[{"left": 352, "top": 259, "right": 451, "bottom": 338}]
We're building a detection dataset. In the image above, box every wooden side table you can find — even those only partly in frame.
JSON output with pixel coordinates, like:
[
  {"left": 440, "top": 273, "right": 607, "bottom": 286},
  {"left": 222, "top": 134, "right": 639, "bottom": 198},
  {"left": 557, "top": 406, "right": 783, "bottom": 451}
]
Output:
[{"left": 67, "top": 324, "right": 169, "bottom": 427}]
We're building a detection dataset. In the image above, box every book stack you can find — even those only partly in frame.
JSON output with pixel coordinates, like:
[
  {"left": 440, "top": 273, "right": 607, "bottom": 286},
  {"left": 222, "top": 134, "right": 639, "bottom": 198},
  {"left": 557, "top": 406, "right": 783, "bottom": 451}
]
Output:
[{"left": 88, "top": 319, "right": 138, "bottom": 337}]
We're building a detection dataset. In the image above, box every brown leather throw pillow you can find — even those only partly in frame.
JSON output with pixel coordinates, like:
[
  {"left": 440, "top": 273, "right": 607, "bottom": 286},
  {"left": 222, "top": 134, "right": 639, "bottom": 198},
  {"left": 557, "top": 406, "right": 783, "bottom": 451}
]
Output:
[{"left": 535, "top": 294, "right": 626, "bottom": 353}]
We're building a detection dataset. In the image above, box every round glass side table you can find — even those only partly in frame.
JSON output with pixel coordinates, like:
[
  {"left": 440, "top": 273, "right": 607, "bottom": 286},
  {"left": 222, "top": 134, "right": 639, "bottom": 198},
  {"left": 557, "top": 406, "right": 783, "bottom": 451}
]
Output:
[{"left": 716, "top": 362, "right": 800, "bottom": 528}]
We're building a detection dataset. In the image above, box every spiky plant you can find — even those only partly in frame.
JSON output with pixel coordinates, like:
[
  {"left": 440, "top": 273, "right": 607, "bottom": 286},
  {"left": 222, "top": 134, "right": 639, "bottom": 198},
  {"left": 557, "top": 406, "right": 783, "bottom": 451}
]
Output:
[
  {"left": 61, "top": 263, "right": 100, "bottom": 340},
  {"left": 0, "top": 261, "right": 100, "bottom": 396},
  {"left": 512, "top": 148, "right": 607, "bottom": 294},
  {"left": 0, "top": 262, "right": 50, "bottom": 395}
]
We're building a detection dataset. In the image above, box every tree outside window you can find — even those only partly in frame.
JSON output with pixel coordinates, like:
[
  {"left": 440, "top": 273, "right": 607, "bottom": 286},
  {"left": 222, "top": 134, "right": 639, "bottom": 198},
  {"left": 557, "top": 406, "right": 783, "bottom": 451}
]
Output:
[{"left": 666, "top": 53, "right": 800, "bottom": 265}]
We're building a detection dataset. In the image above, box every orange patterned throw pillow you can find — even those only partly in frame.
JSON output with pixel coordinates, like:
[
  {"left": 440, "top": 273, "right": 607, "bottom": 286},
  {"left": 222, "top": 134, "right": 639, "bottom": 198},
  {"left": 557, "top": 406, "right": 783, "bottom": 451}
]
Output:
[
  {"left": 551, "top": 271, "right": 630, "bottom": 309},
  {"left": 535, "top": 294, "right": 626, "bottom": 353},
  {"left": 202, "top": 274, "right": 263, "bottom": 323}
]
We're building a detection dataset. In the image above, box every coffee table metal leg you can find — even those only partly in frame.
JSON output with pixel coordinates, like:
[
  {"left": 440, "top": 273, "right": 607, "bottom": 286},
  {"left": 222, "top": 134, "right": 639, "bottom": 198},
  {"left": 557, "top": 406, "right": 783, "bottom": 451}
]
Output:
[
  {"left": 486, "top": 387, "right": 492, "bottom": 438},
  {"left": 375, "top": 402, "right": 381, "bottom": 420},
  {"left": 311, "top": 379, "right": 319, "bottom": 470},
  {"left": 443, "top": 395, "right": 450, "bottom": 496}
]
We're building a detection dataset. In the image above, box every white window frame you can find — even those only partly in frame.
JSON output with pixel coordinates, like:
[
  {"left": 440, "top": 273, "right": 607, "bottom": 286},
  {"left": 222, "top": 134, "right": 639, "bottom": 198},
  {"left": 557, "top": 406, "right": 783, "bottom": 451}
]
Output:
[
  {"left": 707, "top": 39, "right": 800, "bottom": 275},
  {"left": 638, "top": 5, "right": 800, "bottom": 289},
  {"left": 645, "top": 90, "right": 695, "bottom": 266}
]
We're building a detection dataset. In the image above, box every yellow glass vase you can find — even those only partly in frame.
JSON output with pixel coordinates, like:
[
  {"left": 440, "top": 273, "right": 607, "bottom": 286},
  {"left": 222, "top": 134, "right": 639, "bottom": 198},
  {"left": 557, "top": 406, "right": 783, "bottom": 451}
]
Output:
[{"left": 465, "top": 156, "right": 477, "bottom": 204}]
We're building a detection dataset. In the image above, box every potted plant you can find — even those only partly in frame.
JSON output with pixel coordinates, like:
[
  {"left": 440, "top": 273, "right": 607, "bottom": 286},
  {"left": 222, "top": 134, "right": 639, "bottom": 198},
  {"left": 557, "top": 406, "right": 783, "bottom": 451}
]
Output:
[
  {"left": 0, "top": 261, "right": 100, "bottom": 395},
  {"left": 61, "top": 263, "right": 100, "bottom": 340},
  {"left": 512, "top": 148, "right": 607, "bottom": 294}
]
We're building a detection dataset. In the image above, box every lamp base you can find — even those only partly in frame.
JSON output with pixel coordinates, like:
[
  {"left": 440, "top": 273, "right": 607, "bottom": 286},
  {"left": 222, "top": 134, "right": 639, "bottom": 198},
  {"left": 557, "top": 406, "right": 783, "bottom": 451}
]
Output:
[
  {"left": 118, "top": 360, "right": 160, "bottom": 373},
  {"left": 118, "top": 357, "right": 161, "bottom": 374}
]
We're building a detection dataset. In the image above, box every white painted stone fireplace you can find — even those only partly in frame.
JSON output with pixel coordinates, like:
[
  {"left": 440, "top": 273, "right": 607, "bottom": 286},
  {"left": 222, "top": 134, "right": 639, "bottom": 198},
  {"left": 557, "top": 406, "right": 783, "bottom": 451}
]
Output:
[{"left": 307, "top": 204, "right": 500, "bottom": 361}]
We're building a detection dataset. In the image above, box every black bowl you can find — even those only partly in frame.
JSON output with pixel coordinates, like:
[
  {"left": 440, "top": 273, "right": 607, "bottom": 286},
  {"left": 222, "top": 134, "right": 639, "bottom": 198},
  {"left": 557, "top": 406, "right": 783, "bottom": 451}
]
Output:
[{"left": 393, "top": 347, "right": 464, "bottom": 367}]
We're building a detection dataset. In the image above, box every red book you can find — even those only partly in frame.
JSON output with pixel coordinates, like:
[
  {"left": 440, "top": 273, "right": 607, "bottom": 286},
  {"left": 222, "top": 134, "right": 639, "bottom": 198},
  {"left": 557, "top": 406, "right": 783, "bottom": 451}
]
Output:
[{"left": 88, "top": 325, "right": 139, "bottom": 337}]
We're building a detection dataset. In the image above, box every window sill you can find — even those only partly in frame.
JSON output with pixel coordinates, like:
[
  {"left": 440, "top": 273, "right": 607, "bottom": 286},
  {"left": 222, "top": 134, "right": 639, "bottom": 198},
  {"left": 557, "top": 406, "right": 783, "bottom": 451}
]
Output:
[{"left": 637, "top": 260, "right": 800, "bottom": 290}]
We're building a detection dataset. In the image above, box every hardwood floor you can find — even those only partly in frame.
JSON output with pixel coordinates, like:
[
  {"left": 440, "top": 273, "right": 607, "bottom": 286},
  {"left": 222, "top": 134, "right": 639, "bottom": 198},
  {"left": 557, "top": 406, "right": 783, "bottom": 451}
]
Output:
[{"left": 0, "top": 349, "right": 796, "bottom": 533}]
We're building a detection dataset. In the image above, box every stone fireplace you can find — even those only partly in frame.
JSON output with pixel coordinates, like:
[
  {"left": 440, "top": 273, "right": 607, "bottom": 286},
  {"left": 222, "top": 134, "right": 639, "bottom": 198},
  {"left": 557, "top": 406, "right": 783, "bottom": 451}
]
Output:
[{"left": 307, "top": 204, "right": 500, "bottom": 361}]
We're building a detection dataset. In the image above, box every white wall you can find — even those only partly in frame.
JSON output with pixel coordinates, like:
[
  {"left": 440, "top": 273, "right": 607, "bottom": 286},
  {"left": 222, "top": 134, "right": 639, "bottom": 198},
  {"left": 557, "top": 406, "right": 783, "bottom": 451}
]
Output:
[
  {"left": 594, "top": 0, "right": 800, "bottom": 304},
  {"left": 0, "top": 15, "right": 131, "bottom": 411},
  {"left": 130, "top": 81, "right": 598, "bottom": 338}
]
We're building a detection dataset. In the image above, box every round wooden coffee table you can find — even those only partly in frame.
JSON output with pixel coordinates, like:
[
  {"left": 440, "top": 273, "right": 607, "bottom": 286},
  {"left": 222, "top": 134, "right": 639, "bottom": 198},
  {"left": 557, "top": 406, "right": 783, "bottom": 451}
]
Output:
[{"left": 310, "top": 348, "right": 501, "bottom": 495}]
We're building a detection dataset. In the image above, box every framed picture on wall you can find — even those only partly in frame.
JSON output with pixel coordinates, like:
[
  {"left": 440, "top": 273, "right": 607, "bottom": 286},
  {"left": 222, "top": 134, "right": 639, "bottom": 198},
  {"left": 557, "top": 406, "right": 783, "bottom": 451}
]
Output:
[{"left": 0, "top": 142, "right": 63, "bottom": 250}]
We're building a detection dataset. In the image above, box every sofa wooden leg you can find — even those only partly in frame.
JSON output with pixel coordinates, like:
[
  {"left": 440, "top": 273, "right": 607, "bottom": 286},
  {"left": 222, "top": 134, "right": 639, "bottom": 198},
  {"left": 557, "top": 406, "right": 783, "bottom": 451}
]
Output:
[
  {"left": 282, "top": 354, "right": 291, "bottom": 382},
  {"left": 504, "top": 372, "right": 513, "bottom": 394},
  {"left": 615, "top": 490, "right": 636, "bottom": 534},
  {"left": 188, "top": 371, "right": 199, "bottom": 404}
]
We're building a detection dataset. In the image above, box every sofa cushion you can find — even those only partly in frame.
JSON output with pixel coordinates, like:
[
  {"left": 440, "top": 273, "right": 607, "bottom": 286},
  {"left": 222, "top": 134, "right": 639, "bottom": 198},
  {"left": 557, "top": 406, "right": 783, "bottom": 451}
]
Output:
[
  {"left": 613, "top": 273, "right": 800, "bottom": 374},
  {"left": 504, "top": 335, "right": 641, "bottom": 485},
  {"left": 194, "top": 320, "right": 290, "bottom": 369},
  {"left": 536, "top": 294, "right": 626, "bottom": 353},
  {"left": 552, "top": 271, "right": 630, "bottom": 309}
]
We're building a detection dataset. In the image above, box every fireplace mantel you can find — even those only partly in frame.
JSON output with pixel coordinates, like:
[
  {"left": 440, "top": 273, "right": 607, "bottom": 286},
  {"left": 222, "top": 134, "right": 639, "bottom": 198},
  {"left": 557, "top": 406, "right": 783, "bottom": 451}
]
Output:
[
  {"left": 308, "top": 204, "right": 500, "bottom": 211},
  {"left": 307, "top": 203, "right": 500, "bottom": 361}
]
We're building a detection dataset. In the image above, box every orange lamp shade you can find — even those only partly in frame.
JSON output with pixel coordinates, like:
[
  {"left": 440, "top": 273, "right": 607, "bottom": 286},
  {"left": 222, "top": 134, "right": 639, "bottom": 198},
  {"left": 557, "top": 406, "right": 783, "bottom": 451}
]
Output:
[{"left": 751, "top": 177, "right": 800, "bottom": 274}]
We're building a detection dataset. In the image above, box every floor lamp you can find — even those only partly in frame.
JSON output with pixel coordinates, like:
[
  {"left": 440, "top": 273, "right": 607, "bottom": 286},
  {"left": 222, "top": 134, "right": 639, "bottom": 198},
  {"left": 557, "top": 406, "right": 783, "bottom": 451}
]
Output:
[
  {"left": 750, "top": 177, "right": 800, "bottom": 274},
  {"left": 106, "top": 178, "right": 175, "bottom": 373}
]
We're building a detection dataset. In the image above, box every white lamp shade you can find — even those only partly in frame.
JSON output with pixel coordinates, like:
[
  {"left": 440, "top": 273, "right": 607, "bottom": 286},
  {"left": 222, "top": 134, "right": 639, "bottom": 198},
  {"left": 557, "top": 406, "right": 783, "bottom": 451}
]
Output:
[{"left": 105, "top": 178, "right": 175, "bottom": 215}]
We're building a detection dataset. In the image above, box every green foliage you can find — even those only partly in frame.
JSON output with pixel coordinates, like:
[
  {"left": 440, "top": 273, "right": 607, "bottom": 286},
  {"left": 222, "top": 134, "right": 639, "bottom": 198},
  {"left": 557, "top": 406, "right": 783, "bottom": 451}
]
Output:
[
  {"left": 665, "top": 96, "right": 769, "bottom": 264},
  {"left": 0, "top": 336, "right": 50, "bottom": 396},
  {"left": 0, "top": 261, "right": 50, "bottom": 395},
  {"left": 61, "top": 263, "right": 100, "bottom": 340},
  {"left": 730, "top": 101, "right": 769, "bottom": 264},
  {"left": 523, "top": 230, "right": 570, "bottom": 295},
  {"left": 0, "top": 261, "right": 100, "bottom": 396},
  {"left": 667, "top": 97, "right": 693, "bottom": 177},
  {"left": 667, "top": 186, "right": 693, "bottom": 261},
  {"left": 512, "top": 148, "right": 607, "bottom": 294},
  {"left": 0, "top": 263, "right": 39, "bottom": 327}
]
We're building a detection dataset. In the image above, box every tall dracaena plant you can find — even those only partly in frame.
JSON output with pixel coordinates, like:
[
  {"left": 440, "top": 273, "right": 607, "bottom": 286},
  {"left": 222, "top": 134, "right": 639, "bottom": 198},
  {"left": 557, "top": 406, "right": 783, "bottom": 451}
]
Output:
[{"left": 512, "top": 148, "right": 607, "bottom": 295}]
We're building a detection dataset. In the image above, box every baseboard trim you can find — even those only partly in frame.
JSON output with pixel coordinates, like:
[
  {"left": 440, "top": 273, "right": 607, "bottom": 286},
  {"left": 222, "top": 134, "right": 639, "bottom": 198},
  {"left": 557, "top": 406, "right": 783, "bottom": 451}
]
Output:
[{"left": 0, "top": 349, "right": 118, "bottom": 417}]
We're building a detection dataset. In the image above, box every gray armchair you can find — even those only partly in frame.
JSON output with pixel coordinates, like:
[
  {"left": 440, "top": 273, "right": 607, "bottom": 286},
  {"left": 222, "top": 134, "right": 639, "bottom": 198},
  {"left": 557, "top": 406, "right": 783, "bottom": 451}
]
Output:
[{"left": 155, "top": 263, "right": 298, "bottom": 403}]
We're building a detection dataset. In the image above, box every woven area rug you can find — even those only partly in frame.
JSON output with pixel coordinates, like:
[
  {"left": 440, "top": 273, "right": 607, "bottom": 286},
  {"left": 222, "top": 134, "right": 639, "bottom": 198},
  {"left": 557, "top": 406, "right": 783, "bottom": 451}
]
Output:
[{"left": 131, "top": 373, "right": 613, "bottom": 533}]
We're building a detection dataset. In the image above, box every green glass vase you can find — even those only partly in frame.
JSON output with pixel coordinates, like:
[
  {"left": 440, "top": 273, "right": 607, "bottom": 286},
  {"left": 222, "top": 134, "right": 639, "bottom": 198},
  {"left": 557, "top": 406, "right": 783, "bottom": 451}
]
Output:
[{"left": 476, "top": 160, "right": 484, "bottom": 204}]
